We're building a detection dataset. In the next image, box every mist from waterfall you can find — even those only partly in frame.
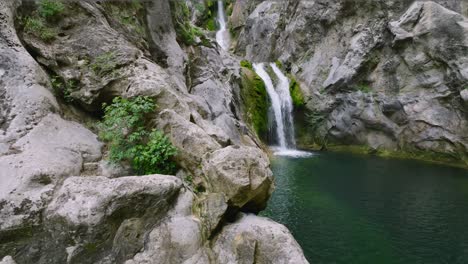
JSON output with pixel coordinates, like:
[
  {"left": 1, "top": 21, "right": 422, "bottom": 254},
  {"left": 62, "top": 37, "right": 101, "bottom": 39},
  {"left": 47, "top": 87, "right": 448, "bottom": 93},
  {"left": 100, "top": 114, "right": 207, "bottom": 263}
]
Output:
[{"left": 215, "top": 0, "right": 230, "bottom": 50}]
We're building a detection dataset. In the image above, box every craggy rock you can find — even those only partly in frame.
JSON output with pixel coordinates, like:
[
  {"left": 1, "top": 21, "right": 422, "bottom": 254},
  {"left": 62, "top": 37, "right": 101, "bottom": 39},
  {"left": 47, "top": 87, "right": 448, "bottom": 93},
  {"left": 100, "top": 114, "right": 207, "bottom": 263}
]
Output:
[
  {"left": 213, "top": 214, "right": 309, "bottom": 264},
  {"left": 235, "top": 0, "right": 468, "bottom": 165}
]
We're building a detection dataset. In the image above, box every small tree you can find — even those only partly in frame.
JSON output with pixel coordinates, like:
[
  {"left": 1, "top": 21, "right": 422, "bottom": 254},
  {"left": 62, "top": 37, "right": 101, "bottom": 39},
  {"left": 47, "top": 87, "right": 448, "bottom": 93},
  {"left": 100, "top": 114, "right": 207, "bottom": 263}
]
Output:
[{"left": 98, "top": 96, "right": 178, "bottom": 175}]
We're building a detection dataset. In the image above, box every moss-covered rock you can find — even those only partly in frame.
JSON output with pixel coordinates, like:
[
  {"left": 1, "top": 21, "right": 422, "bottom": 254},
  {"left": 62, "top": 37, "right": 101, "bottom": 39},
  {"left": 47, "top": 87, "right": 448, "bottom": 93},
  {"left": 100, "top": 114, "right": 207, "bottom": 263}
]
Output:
[
  {"left": 240, "top": 67, "right": 269, "bottom": 139},
  {"left": 171, "top": 0, "right": 203, "bottom": 45},
  {"left": 288, "top": 75, "right": 305, "bottom": 108},
  {"left": 240, "top": 59, "right": 253, "bottom": 70}
]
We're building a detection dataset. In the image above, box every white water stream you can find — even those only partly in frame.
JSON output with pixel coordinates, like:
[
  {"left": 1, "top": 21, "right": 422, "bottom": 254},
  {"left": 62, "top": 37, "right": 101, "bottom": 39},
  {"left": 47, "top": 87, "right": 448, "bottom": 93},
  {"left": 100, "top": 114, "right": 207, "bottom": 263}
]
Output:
[{"left": 215, "top": 0, "right": 230, "bottom": 50}]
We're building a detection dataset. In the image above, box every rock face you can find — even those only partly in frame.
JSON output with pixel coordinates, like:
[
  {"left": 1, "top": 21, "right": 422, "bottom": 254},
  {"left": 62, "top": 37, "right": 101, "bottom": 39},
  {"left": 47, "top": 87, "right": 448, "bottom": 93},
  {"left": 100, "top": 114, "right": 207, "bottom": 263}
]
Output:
[
  {"left": 235, "top": 0, "right": 468, "bottom": 165},
  {"left": 0, "top": 0, "right": 307, "bottom": 263}
]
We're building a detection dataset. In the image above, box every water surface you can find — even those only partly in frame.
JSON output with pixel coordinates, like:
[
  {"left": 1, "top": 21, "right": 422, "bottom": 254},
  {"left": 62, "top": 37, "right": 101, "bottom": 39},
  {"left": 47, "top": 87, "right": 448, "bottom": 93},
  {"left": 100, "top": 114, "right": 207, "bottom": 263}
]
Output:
[{"left": 263, "top": 152, "right": 468, "bottom": 263}]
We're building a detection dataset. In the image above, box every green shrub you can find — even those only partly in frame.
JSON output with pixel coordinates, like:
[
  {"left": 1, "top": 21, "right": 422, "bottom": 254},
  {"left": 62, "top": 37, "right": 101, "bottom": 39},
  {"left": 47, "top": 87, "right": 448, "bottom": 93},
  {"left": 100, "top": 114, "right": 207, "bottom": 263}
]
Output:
[
  {"left": 90, "top": 52, "right": 118, "bottom": 77},
  {"left": 38, "top": 0, "right": 65, "bottom": 20},
  {"left": 98, "top": 96, "right": 178, "bottom": 175},
  {"left": 23, "top": 16, "right": 57, "bottom": 42},
  {"left": 240, "top": 60, "right": 253, "bottom": 70}
]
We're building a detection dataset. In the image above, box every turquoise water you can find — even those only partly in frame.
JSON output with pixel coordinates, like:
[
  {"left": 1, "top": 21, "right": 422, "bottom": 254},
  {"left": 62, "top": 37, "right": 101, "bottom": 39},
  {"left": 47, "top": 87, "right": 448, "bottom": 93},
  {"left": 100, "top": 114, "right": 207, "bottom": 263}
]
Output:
[{"left": 263, "top": 152, "right": 468, "bottom": 264}]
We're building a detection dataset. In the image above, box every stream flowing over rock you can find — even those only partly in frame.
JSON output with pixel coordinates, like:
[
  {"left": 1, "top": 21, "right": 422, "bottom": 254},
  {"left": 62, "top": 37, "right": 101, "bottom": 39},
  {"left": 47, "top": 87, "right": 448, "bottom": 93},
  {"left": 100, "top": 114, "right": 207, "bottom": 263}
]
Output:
[{"left": 0, "top": 0, "right": 305, "bottom": 263}]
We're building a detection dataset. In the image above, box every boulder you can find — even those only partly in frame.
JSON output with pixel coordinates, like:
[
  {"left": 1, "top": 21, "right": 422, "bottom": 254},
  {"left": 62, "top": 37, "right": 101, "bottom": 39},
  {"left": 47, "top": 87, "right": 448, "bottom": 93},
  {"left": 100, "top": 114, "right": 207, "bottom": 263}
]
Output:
[
  {"left": 202, "top": 145, "right": 273, "bottom": 212},
  {"left": 45, "top": 175, "right": 182, "bottom": 264},
  {"left": 213, "top": 214, "right": 309, "bottom": 264}
]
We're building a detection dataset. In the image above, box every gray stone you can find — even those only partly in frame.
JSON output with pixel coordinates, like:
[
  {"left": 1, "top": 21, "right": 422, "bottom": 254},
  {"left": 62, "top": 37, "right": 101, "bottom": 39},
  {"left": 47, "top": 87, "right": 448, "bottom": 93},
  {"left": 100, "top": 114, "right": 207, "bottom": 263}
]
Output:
[
  {"left": 213, "top": 214, "right": 309, "bottom": 264},
  {"left": 202, "top": 145, "right": 273, "bottom": 211}
]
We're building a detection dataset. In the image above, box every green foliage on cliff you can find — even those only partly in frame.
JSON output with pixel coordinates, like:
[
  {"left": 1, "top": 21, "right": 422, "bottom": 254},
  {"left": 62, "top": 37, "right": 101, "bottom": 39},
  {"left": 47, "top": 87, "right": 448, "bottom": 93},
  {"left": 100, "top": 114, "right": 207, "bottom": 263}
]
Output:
[
  {"left": 51, "top": 75, "right": 77, "bottom": 103},
  {"left": 102, "top": 0, "right": 145, "bottom": 36},
  {"left": 288, "top": 75, "right": 305, "bottom": 108},
  {"left": 20, "top": 0, "right": 65, "bottom": 42},
  {"left": 195, "top": 0, "right": 217, "bottom": 31},
  {"left": 23, "top": 16, "right": 57, "bottom": 42},
  {"left": 171, "top": 0, "right": 203, "bottom": 45},
  {"left": 98, "top": 96, "right": 178, "bottom": 175},
  {"left": 240, "top": 67, "right": 269, "bottom": 139},
  {"left": 38, "top": 0, "right": 64, "bottom": 20}
]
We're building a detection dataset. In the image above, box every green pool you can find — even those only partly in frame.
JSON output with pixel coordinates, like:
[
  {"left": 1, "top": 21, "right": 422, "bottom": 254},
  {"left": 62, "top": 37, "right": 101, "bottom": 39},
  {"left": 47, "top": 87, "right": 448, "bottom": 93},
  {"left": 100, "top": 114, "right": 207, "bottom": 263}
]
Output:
[{"left": 263, "top": 152, "right": 468, "bottom": 263}]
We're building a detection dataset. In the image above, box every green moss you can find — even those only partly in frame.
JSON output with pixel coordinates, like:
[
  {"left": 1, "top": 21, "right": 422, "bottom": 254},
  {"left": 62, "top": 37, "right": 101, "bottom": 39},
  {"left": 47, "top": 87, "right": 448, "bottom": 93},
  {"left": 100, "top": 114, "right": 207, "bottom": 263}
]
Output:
[
  {"left": 240, "top": 68, "right": 269, "bottom": 138},
  {"left": 275, "top": 60, "right": 283, "bottom": 69},
  {"left": 240, "top": 60, "right": 253, "bottom": 70},
  {"left": 288, "top": 75, "right": 305, "bottom": 108}
]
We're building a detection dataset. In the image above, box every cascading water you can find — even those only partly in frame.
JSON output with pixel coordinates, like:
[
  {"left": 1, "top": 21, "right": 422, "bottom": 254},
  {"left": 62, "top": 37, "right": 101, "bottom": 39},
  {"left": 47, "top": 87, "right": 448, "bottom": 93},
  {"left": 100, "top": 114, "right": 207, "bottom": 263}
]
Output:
[
  {"left": 270, "top": 63, "right": 296, "bottom": 148},
  {"left": 253, "top": 63, "right": 287, "bottom": 148},
  {"left": 215, "top": 0, "right": 230, "bottom": 50},
  {"left": 253, "top": 63, "right": 312, "bottom": 157}
]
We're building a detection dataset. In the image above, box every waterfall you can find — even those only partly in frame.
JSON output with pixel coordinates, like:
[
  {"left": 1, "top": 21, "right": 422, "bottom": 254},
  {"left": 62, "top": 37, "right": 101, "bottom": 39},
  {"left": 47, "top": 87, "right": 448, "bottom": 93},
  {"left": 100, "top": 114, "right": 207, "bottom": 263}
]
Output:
[
  {"left": 253, "top": 63, "right": 287, "bottom": 149},
  {"left": 215, "top": 0, "right": 230, "bottom": 50},
  {"left": 253, "top": 63, "right": 312, "bottom": 157},
  {"left": 270, "top": 63, "right": 296, "bottom": 148}
]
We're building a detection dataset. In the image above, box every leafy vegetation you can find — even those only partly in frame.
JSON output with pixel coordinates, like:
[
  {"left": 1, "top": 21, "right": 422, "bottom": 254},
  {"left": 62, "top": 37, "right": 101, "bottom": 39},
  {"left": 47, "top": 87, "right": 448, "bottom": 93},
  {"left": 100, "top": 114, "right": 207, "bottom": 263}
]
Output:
[
  {"left": 38, "top": 0, "right": 65, "bottom": 20},
  {"left": 51, "top": 75, "right": 77, "bottom": 103},
  {"left": 98, "top": 96, "right": 178, "bottom": 175},
  {"left": 21, "top": 0, "right": 65, "bottom": 42},
  {"left": 23, "top": 16, "right": 57, "bottom": 42},
  {"left": 90, "top": 52, "right": 118, "bottom": 77}
]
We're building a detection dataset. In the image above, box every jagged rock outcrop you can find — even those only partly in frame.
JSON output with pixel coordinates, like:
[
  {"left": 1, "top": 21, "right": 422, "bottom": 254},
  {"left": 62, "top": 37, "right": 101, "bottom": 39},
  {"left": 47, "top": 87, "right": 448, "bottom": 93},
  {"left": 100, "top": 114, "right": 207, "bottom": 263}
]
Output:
[
  {"left": 0, "top": 0, "right": 307, "bottom": 263},
  {"left": 235, "top": 0, "right": 468, "bottom": 165}
]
